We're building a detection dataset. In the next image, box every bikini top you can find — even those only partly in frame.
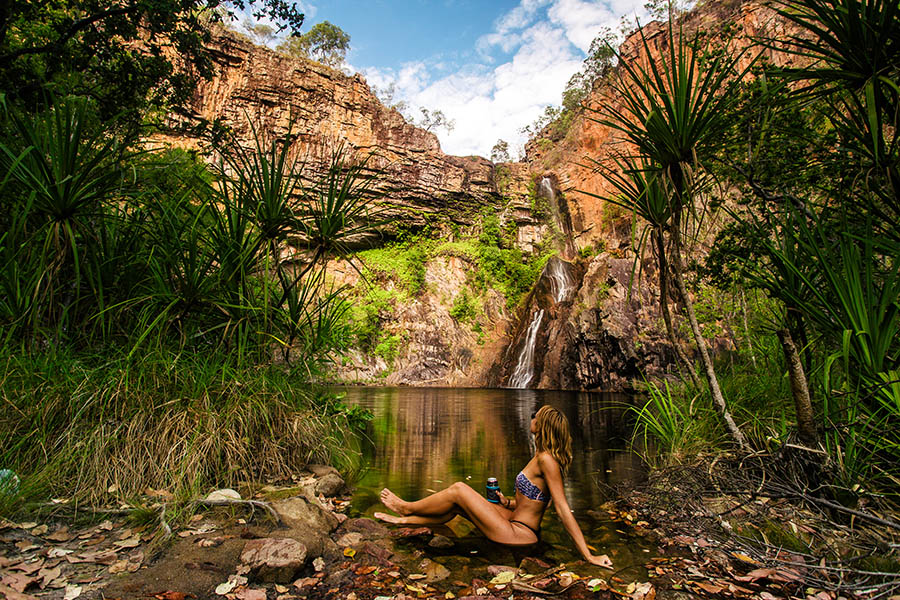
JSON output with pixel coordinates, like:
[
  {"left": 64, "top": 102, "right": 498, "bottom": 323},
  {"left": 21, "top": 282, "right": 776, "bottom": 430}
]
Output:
[{"left": 516, "top": 471, "right": 551, "bottom": 503}]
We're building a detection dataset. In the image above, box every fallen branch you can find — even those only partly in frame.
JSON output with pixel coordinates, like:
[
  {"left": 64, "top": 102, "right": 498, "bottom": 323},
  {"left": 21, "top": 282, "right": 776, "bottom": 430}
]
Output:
[{"left": 193, "top": 498, "right": 283, "bottom": 527}]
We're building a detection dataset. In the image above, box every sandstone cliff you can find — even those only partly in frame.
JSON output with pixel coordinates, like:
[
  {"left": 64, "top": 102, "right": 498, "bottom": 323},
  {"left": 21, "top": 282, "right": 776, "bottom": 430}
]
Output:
[
  {"left": 151, "top": 32, "right": 527, "bottom": 234},
  {"left": 153, "top": 1, "right": 794, "bottom": 390}
]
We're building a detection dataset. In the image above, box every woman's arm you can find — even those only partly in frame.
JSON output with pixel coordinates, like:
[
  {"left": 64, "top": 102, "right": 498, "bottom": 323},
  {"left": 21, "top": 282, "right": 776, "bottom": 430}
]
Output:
[{"left": 539, "top": 453, "right": 612, "bottom": 568}]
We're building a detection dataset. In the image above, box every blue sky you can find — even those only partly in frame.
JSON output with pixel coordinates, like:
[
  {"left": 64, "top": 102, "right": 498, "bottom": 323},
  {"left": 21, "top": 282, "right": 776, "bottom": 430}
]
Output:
[{"left": 244, "top": 0, "right": 650, "bottom": 158}]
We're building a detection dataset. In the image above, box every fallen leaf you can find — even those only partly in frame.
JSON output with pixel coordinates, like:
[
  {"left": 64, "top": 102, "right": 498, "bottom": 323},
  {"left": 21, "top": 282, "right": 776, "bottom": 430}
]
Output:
[
  {"left": 490, "top": 571, "right": 515, "bottom": 585},
  {"left": 312, "top": 557, "right": 325, "bottom": 572},
  {"left": 48, "top": 548, "right": 73, "bottom": 558},
  {"left": 731, "top": 552, "right": 759, "bottom": 565},
  {"left": 343, "top": 547, "right": 356, "bottom": 558},
  {"left": 46, "top": 527, "right": 72, "bottom": 542},
  {"left": 19, "top": 522, "right": 38, "bottom": 529},
  {"left": 1, "top": 573, "right": 37, "bottom": 593},
  {"left": 30, "top": 525, "right": 48, "bottom": 536},
  {"left": 694, "top": 581, "right": 725, "bottom": 594},
  {"left": 234, "top": 590, "right": 266, "bottom": 600},
  {"left": 408, "top": 574, "right": 427, "bottom": 580},
  {"left": 154, "top": 592, "right": 196, "bottom": 600},
  {"left": 63, "top": 585, "right": 83, "bottom": 600},
  {"left": 10, "top": 560, "right": 44, "bottom": 574},
  {"left": 37, "top": 566, "right": 61, "bottom": 589},
  {"left": 275, "top": 585, "right": 289, "bottom": 593},
  {"left": 0, "top": 582, "right": 40, "bottom": 600},
  {"left": 114, "top": 536, "right": 141, "bottom": 549},
  {"left": 109, "top": 560, "right": 130, "bottom": 574}
]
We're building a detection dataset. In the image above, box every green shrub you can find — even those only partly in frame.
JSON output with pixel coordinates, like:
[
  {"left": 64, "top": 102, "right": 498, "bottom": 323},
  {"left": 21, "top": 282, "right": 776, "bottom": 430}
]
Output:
[{"left": 450, "top": 290, "right": 478, "bottom": 322}]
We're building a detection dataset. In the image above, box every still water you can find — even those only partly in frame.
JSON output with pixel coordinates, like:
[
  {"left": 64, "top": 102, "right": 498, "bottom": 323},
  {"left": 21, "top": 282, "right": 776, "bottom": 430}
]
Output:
[{"left": 337, "top": 387, "right": 655, "bottom": 574}]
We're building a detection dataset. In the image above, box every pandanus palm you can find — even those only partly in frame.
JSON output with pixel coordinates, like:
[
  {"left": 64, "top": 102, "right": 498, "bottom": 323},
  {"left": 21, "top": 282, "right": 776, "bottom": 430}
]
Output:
[
  {"left": 582, "top": 158, "right": 700, "bottom": 388},
  {"left": 772, "top": 0, "right": 900, "bottom": 233},
  {"left": 588, "top": 23, "right": 755, "bottom": 449}
]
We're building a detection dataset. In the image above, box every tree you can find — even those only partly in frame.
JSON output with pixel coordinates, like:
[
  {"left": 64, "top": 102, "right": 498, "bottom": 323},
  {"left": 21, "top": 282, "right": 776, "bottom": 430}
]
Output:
[
  {"left": 588, "top": 23, "right": 756, "bottom": 450},
  {"left": 491, "top": 140, "right": 510, "bottom": 163},
  {"left": 372, "top": 82, "right": 410, "bottom": 117},
  {"left": 0, "top": 0, "right": 304, "bottom": 123},
  {"left": 277, "top": 21, "right": 350, "bottom": 67},
  {"left": 245, "top": 20, "right": 276, "bottom": 45},
  {"left": 416, "top": 108, "right": 454, "bottom": 134}
]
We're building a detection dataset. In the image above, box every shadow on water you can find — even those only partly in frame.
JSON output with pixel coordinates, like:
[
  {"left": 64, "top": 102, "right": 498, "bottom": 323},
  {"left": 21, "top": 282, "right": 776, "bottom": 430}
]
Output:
[{"left": 336, "top": 387, "right": 657, "bottom": 578}]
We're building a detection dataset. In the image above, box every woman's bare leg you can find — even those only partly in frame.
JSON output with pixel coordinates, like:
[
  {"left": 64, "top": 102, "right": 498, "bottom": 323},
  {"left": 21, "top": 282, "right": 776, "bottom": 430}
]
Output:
[
  {"left": 379, "top": 484, "right": 537, "bottom": 546},
  {"left": 373, "top": 509, "right": 458, "bottom": 525}
]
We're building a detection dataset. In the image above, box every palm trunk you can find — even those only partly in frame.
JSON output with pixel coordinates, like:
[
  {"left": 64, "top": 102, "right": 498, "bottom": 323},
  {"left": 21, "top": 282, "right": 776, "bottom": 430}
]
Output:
[
  {"left": 670, "top": 222, "right": 747, "bottom": 450},
  {"left": 776, "top": 327, "right": 817, "bottom": 446},
  {"left": 739, "top": 288, "right": 757, "bottom": 368},
  {"left": 654, "top": 227, "right": 701, "bottom": 387}
]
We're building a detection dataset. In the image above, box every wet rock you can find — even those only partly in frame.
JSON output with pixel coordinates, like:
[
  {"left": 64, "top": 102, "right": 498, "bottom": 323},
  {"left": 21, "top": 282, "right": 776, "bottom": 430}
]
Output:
[
  {"left": 355, "top": 541, "right": 394, "bottom": 566},
  {"left": 518, "top": 556, "right": 552, "bottom": 573},
  {"left": 240, "top": 538, "right": 307, "bottom": 583},
  {"left": 337, "top": 518, "right": 390, "bottom": 540},
  {"left": 336, "top": 532, "right": 363, "bottom": 547},
  {"left": 314, "top": 472, "right": 345, "bottom": 497},
  {"left": 307, "top": 464, "right": 340, "bottom": 479},
  {"left": 428, "top": 534, "right": 454, "bottom": 549},
  {"left": 392, "top": 526, "right": 431, "bottom": 538},
  {"left": 273, "top": 497, "right": 339, "bottom": 534},
  {"left": 205, "top": 488, "right": 241, "bottom": 501},
  {"left": 324, "top": 567, "right": 351, "bottom": 588},
  {"left": 420, "top": 558, "right": 451, "bottom": 582}
]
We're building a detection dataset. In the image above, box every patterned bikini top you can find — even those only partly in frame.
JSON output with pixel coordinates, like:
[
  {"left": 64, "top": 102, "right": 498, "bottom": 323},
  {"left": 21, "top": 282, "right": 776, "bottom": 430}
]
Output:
[{"left": 516, "top": 471, "right": 551, "bottom": 503}]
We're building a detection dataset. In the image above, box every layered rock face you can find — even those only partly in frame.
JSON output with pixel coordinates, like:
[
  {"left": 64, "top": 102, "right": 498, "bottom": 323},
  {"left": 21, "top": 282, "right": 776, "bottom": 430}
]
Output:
[
  {"left": 151, "top": 32, "right": 525, "bottom": 232},
  {"left": 153, "top": 1, "right": 792, "bottom": 390}
]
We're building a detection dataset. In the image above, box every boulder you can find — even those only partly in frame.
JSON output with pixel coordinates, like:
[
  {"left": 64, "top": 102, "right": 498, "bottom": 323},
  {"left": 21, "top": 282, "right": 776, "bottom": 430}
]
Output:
[
  {"left": 337, "top": 518, "right": 390, "bottom": 540},
  {"left": 314, "top": 472, "right": 345, "bottom": 497},
  {"left": 420, "top": 558, "right": 450, "bottom": 582},
  {"left": 428, "top": 534, "right": 454, "bottom": 549},
  {"left": 273, "top": 496, "right": 339, "bottom": 534},
  {"left": 240, "top": 538, "right": 307, "bottom": 583},
  {"left": 205, "top": 488, "right": 241, "bottom": 501}
]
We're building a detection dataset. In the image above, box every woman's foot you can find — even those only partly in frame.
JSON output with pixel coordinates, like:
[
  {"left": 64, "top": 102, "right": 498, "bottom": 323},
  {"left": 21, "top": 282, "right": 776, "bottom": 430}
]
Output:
[
  {"left": 373, "top": 511, "right": 405, "bottom": 524},
  {"left": 380, "top": 488, "right": 410, "bottom": 515}
]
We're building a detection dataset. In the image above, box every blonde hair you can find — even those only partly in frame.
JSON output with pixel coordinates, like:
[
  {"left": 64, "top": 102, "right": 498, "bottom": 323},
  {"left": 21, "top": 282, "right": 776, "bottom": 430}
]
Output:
[{"left": 533, "top": 405, "right": 573, "bottom": 475}]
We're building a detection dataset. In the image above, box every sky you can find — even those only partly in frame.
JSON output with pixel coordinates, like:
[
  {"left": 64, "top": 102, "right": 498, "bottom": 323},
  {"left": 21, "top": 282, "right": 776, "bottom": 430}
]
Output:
[{"left": 243, "top": 0, "right": 651, "bottom": 158}]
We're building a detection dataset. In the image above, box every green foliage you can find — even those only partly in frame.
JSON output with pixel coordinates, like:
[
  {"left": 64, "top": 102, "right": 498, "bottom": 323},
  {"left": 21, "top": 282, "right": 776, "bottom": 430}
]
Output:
[
  {"left": 491, "top": 139, "right": 511, "bottom": 163},
  {"left": 0, "top": 0, "right": 304, "bottom": 123},
  {"left": 630, "top": 379, "right": 720, "bottom": 465},
  {"left": 449, "top": 290, "right": 478, "bottom": 323},
  {"left": 0, "top": 98, "right": 378, "bottom": 371},
  {"left": 374, "top": 334, "right": 403, "bottom": 367},
  {"left": 0, "top": 347, "right": 360, "bottom": 517},
  {"left": 277, "top": 20, "right": 350, "bottom": 67}
]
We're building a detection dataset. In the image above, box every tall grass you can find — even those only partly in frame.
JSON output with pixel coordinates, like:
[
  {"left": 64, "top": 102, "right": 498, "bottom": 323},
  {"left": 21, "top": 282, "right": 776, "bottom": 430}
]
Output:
[{"left": 0, "top": 347, "right": 367, "bottom": 516}]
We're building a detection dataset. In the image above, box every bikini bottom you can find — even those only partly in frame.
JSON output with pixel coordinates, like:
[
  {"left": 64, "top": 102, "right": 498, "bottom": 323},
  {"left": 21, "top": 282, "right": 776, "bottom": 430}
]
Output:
[{"left": 509, "top": 519, "right": 541, "bottom": 541}]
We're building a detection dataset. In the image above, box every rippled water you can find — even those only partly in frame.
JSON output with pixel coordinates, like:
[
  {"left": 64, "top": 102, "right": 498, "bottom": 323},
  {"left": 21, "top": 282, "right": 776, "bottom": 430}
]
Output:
[{"left": 337, "top": 387, "right": 656, "bottom": 576}]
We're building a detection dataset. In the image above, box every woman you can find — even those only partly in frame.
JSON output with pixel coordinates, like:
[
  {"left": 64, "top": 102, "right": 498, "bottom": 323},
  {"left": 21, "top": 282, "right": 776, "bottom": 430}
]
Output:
[{"left": 374, "top": 405, "right": 613, "bottom": 568}]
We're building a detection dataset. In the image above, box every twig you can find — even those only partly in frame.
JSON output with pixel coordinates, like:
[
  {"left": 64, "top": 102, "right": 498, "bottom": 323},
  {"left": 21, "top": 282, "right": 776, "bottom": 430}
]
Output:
[{"left": 193, "top": 498, "right": 283, "bottom": 527}]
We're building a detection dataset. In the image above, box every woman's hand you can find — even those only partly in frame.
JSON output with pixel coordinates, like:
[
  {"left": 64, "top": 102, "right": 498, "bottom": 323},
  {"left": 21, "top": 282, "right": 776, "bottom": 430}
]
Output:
[
  {"left": 496, "top": 491, "right": 513, "bottom": 509},
  {"left": 585, "top": 553, "right": 613, "bottom": 569}
]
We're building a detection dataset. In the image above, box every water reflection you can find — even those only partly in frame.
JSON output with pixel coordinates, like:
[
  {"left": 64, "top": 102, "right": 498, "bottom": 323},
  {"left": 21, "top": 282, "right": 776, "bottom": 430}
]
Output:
[{"left": 337, "top": 387, "right": 650, "bottom": 566}]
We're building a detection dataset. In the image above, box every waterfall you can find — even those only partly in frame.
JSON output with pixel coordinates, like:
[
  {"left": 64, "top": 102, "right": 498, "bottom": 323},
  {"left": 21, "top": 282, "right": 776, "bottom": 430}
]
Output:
[
  {"left": 546, "top": 257, "right": 574, "bottom": 303},
  {"left": 508, "top": 309, "right": 545, "bottom": 389},
  {"left": 540, "top": 177, "right": 562, "bottom": 225}
]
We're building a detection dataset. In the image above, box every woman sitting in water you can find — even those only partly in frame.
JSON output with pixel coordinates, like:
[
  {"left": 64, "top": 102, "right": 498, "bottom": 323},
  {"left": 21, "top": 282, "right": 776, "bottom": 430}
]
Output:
[{"left": 374, "top": 405, "right": 613, "bottom": 568}]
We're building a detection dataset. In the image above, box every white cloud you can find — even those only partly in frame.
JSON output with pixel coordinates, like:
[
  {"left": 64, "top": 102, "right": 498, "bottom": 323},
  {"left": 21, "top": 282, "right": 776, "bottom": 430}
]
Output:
[{"left": 358, "top": 0, "right": 648, "bottom": 158}]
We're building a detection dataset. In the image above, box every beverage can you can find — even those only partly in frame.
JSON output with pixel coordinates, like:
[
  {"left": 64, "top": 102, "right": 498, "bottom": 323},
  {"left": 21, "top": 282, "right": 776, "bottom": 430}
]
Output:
[{"left": 486, "top": 477, "right": 500, "bottom": 503}]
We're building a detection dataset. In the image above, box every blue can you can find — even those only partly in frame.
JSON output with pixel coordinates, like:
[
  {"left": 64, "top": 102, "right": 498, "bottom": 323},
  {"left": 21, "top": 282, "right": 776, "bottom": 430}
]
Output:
[{"left": 486, "top": 477, "right": 500, "bottom": 503}]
